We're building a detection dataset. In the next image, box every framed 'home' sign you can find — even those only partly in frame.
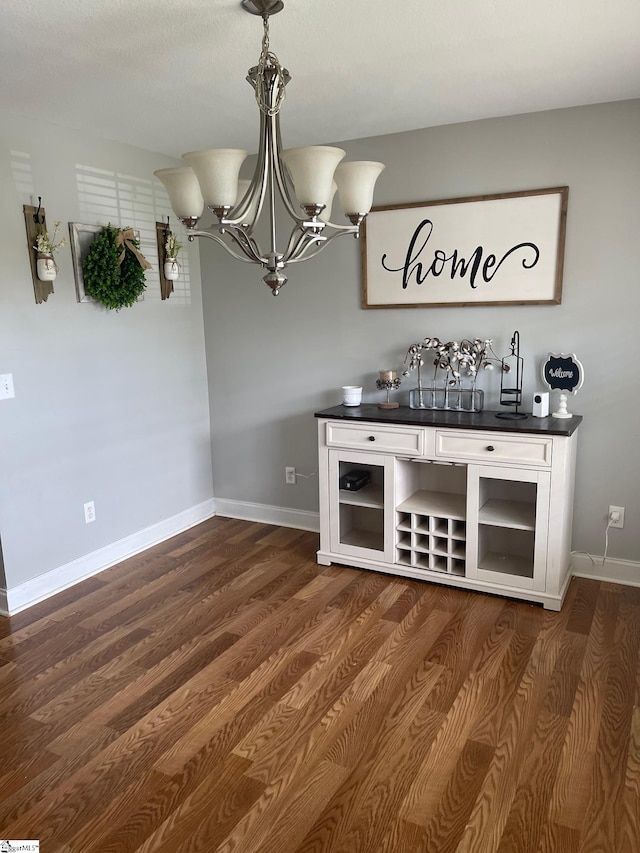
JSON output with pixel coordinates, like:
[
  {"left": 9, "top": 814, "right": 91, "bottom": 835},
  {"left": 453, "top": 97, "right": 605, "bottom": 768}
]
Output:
[{"left": 361, "top": 186, "right": 568, "bottom": 309}]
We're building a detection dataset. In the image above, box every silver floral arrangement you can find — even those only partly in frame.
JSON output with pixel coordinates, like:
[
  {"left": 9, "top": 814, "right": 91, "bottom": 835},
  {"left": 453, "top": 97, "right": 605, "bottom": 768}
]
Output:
[{"left": 402, "top": 337, "right": 506, "bottom": 411}]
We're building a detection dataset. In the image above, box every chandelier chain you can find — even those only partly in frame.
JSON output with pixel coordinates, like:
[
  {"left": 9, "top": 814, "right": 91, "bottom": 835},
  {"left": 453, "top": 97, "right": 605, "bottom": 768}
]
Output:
[{"left": 255, "top": 15, "right": 286, "bottom": 117}]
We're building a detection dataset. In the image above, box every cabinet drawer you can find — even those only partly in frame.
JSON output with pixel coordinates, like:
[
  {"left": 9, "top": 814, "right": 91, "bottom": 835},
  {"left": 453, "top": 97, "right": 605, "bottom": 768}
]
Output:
[
  {"left": 435, "top": 430, "right": 552, "bottom": 467},
  {"left": 326, "top": 422, "right": 424, "bottom": 456}
]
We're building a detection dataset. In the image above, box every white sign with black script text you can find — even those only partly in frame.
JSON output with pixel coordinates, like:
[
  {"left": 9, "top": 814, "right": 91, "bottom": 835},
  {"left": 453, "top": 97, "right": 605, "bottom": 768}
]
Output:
[{"left": 362, "top": 187, "right": 568, "bottom": 308}]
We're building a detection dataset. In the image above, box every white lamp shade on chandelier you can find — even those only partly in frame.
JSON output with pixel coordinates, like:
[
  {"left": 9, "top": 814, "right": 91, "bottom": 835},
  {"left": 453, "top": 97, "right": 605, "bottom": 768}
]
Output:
[
  {"left": 280, "top": 146, "right": 345, "bottom": 209},
  {"left": 153, "top": 166, "right": 204, "bottom": 221},
  {"left": 320, "top": 181, "right": 338, "bottom": 224},
  {"left": 181, "top": 149, "right": 249, "bottom": 209},
  {"left": 335, "top": 161, "right": 386, "bottom": 216},
  {"left": 152, "top": 0, "right": 385, "bottom": 295}
]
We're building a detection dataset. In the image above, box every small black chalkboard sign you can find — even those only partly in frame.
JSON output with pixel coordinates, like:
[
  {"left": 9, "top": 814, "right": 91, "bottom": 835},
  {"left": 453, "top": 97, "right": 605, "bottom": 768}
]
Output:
[{"left": 542, "top": 353, "right": 584, "bottom": 394}]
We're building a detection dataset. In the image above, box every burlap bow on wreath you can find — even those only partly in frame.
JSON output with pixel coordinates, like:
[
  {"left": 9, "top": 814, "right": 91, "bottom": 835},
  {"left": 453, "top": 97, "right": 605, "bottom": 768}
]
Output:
[{"left": 116, "top": 228, "right": 152, "bottom": 270}]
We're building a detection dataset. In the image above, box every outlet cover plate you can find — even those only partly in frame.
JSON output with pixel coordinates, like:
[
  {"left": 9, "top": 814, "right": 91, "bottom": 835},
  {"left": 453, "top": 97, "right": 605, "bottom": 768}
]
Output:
[{"left": 0, "top": 374, "right": 15, "bottom": 400}]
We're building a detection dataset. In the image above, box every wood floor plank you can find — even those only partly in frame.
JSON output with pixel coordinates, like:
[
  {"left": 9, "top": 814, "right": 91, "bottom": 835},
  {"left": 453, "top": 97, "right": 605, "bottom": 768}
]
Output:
[
  {"left": 102, "top": 648, "right": 321, "bottom": 851},
  {"left": 0, "top": 722, "right": 120, "bottom": 827},
  {"left": 421, "top": 737, "right": 496, "bottom": 853},
  {"left": 0, "top": 522, "right": 637, "bottom": 851},
  {"left": 0, "top": 626, "right": 151, "bottom": 725},
  {"left": 619, "top": 706, "right": 640, "bottom": 853},
  {"left": 401, "top": 671, "right": 490, "bottom": 826},
  {"left": 122, "top": 754, "right": 263, "bottom": 853},
  {"left": 455, "top": 648, "right": 554, "bottom": 851},
  {"left": 310, "top": 699, "right": 445, "bottom": 853},
  {"left": 496, "top": 709, "right": 571, "bottom": 853},
  {"left": 238, "top": 627, "right": 396, "bottom": 787},
  {"left": 153, "top": 647, "right": 319, "bottom": 777},
  {"left": 536, "top": 821, "right": 581, "bottom": 853},
  {"left": 549, "top": 587, "right": 620, "bottom": 830},
  {"left": 213, "top": 759, "right": 350, "bottom": 853},
  {"left": 579, "top": 598, "right": 640, "bottom": 852},
  {"left": 467, "top": 631, "right": 538, "bottom": 749}
]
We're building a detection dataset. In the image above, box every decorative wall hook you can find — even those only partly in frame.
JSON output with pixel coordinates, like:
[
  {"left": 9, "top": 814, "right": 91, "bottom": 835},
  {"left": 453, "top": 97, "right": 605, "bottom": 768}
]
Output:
[{"left": 33, "top": 196, "right": 45, "bottom": 224}]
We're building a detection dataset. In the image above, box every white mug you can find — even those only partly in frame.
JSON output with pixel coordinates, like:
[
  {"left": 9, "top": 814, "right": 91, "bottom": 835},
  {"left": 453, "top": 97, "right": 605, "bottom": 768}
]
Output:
[{"left": 342, "top": 385, "right": 362, "bottom": 406}]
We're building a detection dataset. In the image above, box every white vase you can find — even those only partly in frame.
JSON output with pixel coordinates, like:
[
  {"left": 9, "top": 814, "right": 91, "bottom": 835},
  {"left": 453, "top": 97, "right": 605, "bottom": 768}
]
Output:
[
  {"left": 36, "top": 255, "right": 57, "bottom": 281},
  {"left": 164, "top": 258, "right": 179, "bottom": 281}
]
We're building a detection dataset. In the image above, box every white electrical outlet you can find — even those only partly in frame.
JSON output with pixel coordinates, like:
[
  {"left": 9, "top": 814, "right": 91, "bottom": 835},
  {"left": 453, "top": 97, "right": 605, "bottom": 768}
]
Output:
[
  {"left": 609, "top": 505, "right": 624, "bottom": 529},
  {"left": 0, "top": 374, "right": 15, "bottom": 400},
  {"left": 84, "top": 501, "right": 96, "bottom": 524},
  {"left": 285, "top": 466, "right": 296, "bottom": 485}
]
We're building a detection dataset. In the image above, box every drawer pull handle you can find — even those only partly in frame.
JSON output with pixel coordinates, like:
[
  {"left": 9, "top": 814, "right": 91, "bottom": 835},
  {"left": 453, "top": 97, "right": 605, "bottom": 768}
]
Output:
[
  {"left": 368, "top": 435, "right": 376, "bottom": 442},
  {"left": 487, "top": 445, "right": 495, "bottom": 452}
]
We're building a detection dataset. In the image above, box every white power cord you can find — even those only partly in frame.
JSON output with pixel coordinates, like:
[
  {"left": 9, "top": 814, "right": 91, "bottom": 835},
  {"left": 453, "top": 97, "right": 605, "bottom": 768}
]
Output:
[
  {"left": 601, "top": 518, "right": 613, "bottom": 565},
  {"left": 572, "top": 510, "right": 618, "bottom": 567}
]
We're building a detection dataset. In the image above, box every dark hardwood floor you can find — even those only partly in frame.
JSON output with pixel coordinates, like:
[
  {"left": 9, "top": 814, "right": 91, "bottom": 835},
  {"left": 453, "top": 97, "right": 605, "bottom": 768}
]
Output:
[{"left": 0, "top": 516, "right": 638, "bottom": 852}]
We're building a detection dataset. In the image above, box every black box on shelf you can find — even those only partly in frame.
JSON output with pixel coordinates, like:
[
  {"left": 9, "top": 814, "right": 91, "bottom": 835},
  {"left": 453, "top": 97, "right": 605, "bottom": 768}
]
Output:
[{"left": 339, "top": 469, "right": 371, "bottom": 492}]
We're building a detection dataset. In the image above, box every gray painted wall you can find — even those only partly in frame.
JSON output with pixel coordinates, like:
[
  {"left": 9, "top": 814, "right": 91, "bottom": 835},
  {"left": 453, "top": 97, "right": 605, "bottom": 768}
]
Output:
[
  {"left": 0, "top": 109, "right": 213, "bottom": 591},
  {"left": 201, "top": 99, "right": 640, "bottom": 564}
]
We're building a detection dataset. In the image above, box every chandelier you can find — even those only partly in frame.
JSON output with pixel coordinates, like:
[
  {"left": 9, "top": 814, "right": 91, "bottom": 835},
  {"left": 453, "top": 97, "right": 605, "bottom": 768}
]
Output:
[{"left": 154, "top": 0, "right": 385, "bottom": 295}]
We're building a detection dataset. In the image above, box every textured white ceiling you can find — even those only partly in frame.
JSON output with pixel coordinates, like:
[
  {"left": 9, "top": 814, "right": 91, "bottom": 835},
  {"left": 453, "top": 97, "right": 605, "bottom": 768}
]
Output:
[{"left": 2, "top": 0, "right": 639, "bottom": 158}]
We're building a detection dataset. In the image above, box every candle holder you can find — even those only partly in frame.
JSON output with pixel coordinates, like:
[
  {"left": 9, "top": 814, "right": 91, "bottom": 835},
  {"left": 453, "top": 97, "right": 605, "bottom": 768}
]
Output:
[
  {"left": 376, "top": 370, "right": 401, "bottom": 409},
  {"left": 496, "top": 330, "right": 528, "bottom": 420}
]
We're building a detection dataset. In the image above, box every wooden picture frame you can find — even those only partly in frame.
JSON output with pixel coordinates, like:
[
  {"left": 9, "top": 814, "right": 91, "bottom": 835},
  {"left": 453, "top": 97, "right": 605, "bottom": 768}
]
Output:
[
  {"left": 68, "top": 222, "right": 103, "bottom": 302},
  {"left": 361, "top": 187, "right": 568, "bottom": 309}
]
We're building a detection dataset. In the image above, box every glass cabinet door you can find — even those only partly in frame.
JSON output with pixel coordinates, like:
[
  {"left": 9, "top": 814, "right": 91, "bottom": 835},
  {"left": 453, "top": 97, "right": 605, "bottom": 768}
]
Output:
[
  {"left": 466, "top": 464, "right": 550, "bottom": 591},
  {"left": 328, "top": 449, "right": 394, "bottom": 562}
]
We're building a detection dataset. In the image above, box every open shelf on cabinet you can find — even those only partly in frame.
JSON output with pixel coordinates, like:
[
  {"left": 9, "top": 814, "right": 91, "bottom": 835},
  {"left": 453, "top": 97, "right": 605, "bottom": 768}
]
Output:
[
  {"left": 339, "top": 503, "right": 384, "bottom": 552},
  {"left": 339, "top": 483, "right": 384, "bottom": 509},
  {"left": 397, "top": 490, "right": 466, "bottom": 520},
  {"left": 477, "top": 526, "right": 535, "bottom": 580},
  {"left": 340, "top": 526, "right": 384, "bottom": 551},
  {"left": 478, "top": 551, "right": 534, "bottom": 578},
  {"left": 479, "top": 498, "right": 535, "bottom": 530}
]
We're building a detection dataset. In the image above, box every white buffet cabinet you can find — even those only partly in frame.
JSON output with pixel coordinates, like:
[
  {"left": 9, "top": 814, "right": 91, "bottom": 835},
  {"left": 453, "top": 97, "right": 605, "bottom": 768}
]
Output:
[{"left": 316, "top": 405, "right": 582, "bottom": 610}]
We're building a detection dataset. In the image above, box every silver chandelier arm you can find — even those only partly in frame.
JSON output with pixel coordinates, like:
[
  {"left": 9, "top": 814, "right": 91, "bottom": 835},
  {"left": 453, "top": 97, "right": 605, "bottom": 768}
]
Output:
[
  {"left": 286, "top": 225, "right": 360, "bottom": 265},
  {"left": 270, "top": 112, "right": 308, "bottom": 225},
  {"left": 186, "top": 229, "right": 264, "bottom": 265},
  {"left": 223, "top": 108, "right": 269, "bottom": 229},
  {"left": 221, "top": 223, "right": 268, "bottom": 264},
  {"left": 281, "top": 226, "right": 322, "bottom": 265},
  {"left": 315, "top": 218, "right": 361, "bottom": 234}
]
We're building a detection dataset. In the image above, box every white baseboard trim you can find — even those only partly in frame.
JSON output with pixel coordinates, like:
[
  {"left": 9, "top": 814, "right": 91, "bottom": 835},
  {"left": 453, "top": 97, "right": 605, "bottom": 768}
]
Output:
[
  {"left": 6, "top": 503, "right": 630, "bottom": 617},
  {"left": 571, "top": 552, "right": 640, "bottom": 587},
  {"left": 0, "top": 499, "right": 216, "bottom": 616},
  {"left": 214, "top": 498, "right": 320, "bottom": 533}
]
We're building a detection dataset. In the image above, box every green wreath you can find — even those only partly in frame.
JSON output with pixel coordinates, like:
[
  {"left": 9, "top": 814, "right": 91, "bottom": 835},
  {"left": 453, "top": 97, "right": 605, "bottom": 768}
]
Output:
[{"left": 83, "top": 225, "right": 148, "bottom": 310}]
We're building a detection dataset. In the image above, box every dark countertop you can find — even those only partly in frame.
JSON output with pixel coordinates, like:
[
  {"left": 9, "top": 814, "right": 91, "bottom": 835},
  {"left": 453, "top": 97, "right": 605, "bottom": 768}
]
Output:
[{"left": 315, "top": 404, "right": 582, "bottom": 437}]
